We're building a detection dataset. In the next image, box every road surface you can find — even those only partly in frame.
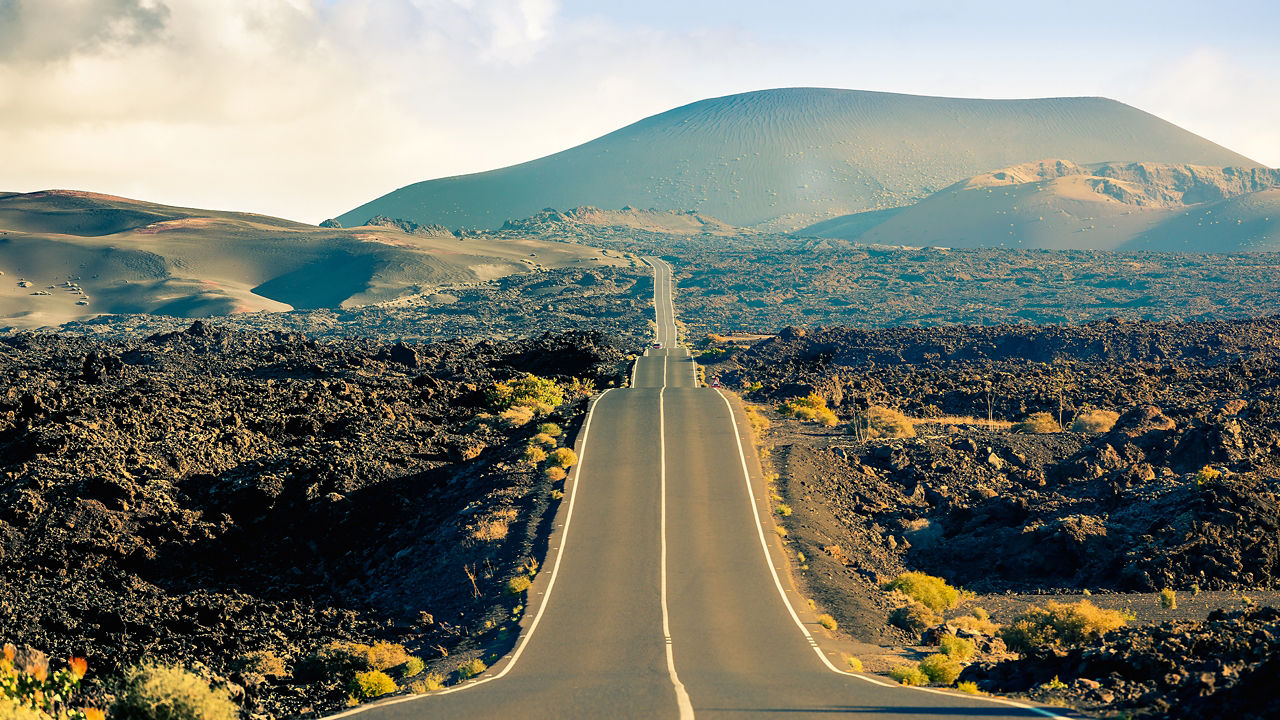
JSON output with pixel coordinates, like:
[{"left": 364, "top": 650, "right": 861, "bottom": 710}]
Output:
[{"left": 336, "top": 258, "right": 1061, "bottom": 719}]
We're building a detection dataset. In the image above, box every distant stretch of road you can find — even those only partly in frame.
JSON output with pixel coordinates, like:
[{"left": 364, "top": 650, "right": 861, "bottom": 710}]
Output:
[{"left": 336, "top": 258, "right": 1061, "bottom": 718}]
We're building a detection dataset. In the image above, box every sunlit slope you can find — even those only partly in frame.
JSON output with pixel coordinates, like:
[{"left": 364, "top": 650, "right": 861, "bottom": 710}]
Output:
[
  {"left": 337, "top": 88, "right": 1260, "bottom": 232},
  {"left": 823, "top": 161, "right": 1280, "bottom": 250},
  {"left": 0, "top": 191, "right": 617, "bottom": 329}
]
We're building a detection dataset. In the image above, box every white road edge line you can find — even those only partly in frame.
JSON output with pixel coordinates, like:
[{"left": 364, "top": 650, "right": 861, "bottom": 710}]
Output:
[
  {"left": 660, "top": 387, "right": 696, "bottom": 720},
  {"left": 711, "top": 389, "right": 1067, "bottom": 719},
  {"left": 326, "top": 389, "right": 615, "bottom": 719}
]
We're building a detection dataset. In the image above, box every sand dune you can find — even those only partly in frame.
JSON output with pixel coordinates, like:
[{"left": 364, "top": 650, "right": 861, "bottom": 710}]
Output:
[
  {"left": 0, "top": 191, "right": 621, "bottom": 329},
  {"left": 804, "top": 161, "right": 1280, "bottom": 251},
  {"left": 337, "top": 88, "right": 1261, "bottom": 233}
]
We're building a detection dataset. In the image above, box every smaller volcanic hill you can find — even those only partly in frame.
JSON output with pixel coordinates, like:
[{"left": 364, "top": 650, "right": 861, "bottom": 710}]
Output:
[
  {"left": 501, "top": 206, "right": 741, "bottom": 236},
  {"left": 0, "top": 190, "right": 621, "bottom": 329},
  {"left": 805, "top": 161, "right": 1280, "bottom": 251}
]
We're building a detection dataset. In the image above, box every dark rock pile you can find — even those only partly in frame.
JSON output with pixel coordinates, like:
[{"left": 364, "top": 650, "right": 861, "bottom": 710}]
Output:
[
  {"left": 959, "top": 606, "right": 1280, "bottom": 720},
  {"left": 0, "top": 323, "right": 630, "bottom": 716}
]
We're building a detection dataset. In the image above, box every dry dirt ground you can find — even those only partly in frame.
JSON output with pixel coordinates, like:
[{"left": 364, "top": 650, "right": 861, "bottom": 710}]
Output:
[{"left": 705, "top": 316, "right": 1280, "bottom": 719}]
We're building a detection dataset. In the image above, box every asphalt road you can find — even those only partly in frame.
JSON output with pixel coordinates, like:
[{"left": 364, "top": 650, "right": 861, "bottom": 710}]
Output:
[{"left": 336, "top": 258, "right": 1062, "bottom": 719}]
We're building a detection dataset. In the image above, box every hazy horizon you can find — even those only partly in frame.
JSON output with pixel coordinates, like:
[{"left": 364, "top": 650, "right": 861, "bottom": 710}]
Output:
[{"left": 1, "top": 0, "right": 1277, "bottom": 223}]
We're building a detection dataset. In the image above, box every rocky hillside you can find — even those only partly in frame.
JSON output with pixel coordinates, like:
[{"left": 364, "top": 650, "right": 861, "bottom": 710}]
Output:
[
  {"left": 809, "top": 160, "right": 1280, "bottom": 250},
  {"left": 501, "top": 206, "right": 740, "bottom": 236},
  {"left": 0, "top": 323, "right": 631, "bottom": 717},
  {"left": 336, "top": 88, "right": 1258, "bottom": 233}
]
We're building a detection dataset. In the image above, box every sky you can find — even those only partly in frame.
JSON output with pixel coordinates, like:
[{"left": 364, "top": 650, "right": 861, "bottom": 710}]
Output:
[{"left": 1, "top": 0, "right": 1277, "bottom": 223}]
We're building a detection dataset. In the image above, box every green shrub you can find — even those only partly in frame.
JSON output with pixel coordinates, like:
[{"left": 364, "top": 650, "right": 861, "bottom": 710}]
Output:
[
  {"left": 486, "top": 374, "right": 564, "bottom": 412},
  {"left": 999, "top": 600, "right": 1128, "bottom": 655},
  {"left": 112, "top": 664, "right": 237, "bottom": 720},
  {"left": 505, "top": 575, "right": 532, "bottom": 596},
  {"left": 888, "top": 665, "right": 929, "bottom": 686},
  {"left": 457, "top": 659, "right": 486, "bottom": 680},
  {"left": 537, "top": 422, "right": 563, "bottom": 437},
  {"left": 1013, "top": 412, "right": 1060, "bottom": 434},
  {"left": 296, "top": 641, "right": 411, "bottom": 680},
  {"left": 956, "top": 681, "right": 981, "bottom": 695},
  {"left": 1160, "top": 588, "right": 1177, "bottom": 610},
  {"left": 937, "top": 634, "right": 975, "bottom": 661},
  {"left": 918, "top": 653, "right": 962, "bottom": 684},
  {"left": 888, "top": 602, "right": 939, "bottom": 634},
  {"left": 817, "top": 614, "right": 838, "bottom": 631},
  {"left": 780, "top": 393, "right": 838, "bottom": 426},
  {"left": 1072, "top": 409, "right": 1118, "bottom": 433},
  {"left": 775, "top": 504, "right": 792, "bottom": 517},
  {"left": 407, "top": 672, "right": 444, "bottom": 694},
  {"left": 1194, "top": 466, "right": 1222, "bottom": 485},
  {"left": 547, "top": 447, "right": 578, "bottom": 469},
  {"left": 522, "top": 445, "right": 548, "bottom": 466},
  {"left": 865, "top": 406, "right": 915, "bottom": 438},
  {"left": 351, "top": 670, "right": 397, "bottom": 700},
  {"left": 884, "top": 572, "right": 960, "bottom": 612},
  {"left": 844, "top": 655, "right": 863, "bottom": 672},
  {"left": 401, "top": 657, "right": 425, "bottom": 678}
]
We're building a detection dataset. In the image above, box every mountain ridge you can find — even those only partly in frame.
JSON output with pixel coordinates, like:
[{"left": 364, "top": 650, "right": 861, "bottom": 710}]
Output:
[{"left": 337, "top": 87, "right": 1262, "bottom": 232}]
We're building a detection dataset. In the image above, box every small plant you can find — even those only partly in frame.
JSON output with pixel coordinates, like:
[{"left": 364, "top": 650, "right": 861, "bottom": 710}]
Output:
[
  {"left": 817, "top": 614, "right": 838, "bottom": 632},
  {"left": 1160, "top": 588, "right": 1177, "bottom": 610},
  {"left": 864, "top": 406, "right": 915, "bottom": 438},
  {"left": 544, "top": 466, "right": 567, "bottom": 482},
  {"left": 951, "top": 610, "right": 999, "bottom": 636},
  {"left": 537, "top": 422, "right": 563, "bottom": 437},
  {"left": 956, "top": 681, "right": 981, "bottom": 695},
  {"left": 1194, "top": 466, "right": 1222, "bottom": 485},
  {"left": 918, "top": 653, "right": 962, "bottom": 685},
  {"left": 1, "top": 645, "right": 99, "bottom": 720},
  {"left": 550, "top": 488, "right": 564, "bottom": 500},
  {"left": 457, "top": 659, "right": 486, "bottom": 680},
  {"left": 351, "top": 670, "right": 397, "bottom": 699},
  {"left": 888, "top": 665, "right": 929, "bottom": 686},
  {"left": 779, "top": 393, "right": 838, "bottom": 426},
  {"left": 498, "top": 406, "right": 535, "bottom": 427},
  {"left": 547, "top": 447, "right": 578, "bottom": 469},
  {"left": 486, "top": 374, "right": 564, "bottom": 412},
  {"left": 230, "top": 650, "right": 288, "bottom": 686},
  {"left": 999, "top": 600, "right": 1128, "bottom": 655},
  {"left": 844, "top": 655, "right": 863, "bottom": 672},
  {"left": 888, "top": 602, "right": 940, "bottom": 633},
  {"left": 1191, "top": 583, "right": 1201, "bottom": 597},
  {"left": 1013, "top": 412, "right": 1060, "bottom": 434},
  {"left": 113, "top": 663, "right": 237, "bottom": 720},
  {"left": 773, "top": 525, "right": 788, "bottom": 538},
  {"left": 522, "top": 445, "right": 548, "bottom": 466},
  {"left": 1044, "top": 675, "right": 1068, "bottom": 691},
  {"left": 884, "top": 572, "right": 961, "bottom": 612},
  {"left": 401, "top": 657, "right": 425, "bottom": 678},
  {"left": 1072, "top": 409, "right": 1119, "bottom": 433},
  {"left": 775, "top": 504, "right": 792, "bottom": 517},
  {"left": 408, "top": 672, "right": 445, "bottom": 693},
  {"left": 937, "top": 634, "right": 975, "bottom": 661},
  {"left": 530, "top": 432, "right": 558, "bottom": 448},
  {"left": 505, "top": 575, "right": 532, "bottom": 596}
]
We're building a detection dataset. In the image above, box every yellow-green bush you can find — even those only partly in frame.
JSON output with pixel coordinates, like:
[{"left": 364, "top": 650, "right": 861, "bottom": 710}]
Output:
[
  {"left": 112, "top": 664, "right": 237, "bottom": 720},
  {"left": 999, "top": 600, "right": 1128, "bottom": 655},
  {"left": 1013, "top": 412, "right": 1061, "bottom": 434},
  {"left": 844, "top": 655, "right": 863, "bottom": 672},
  {"left": 0, "top": 702, "right": 47, "bottom": 720},
  {"left": 537, "top": 422, "right": 563, "bottom": 437},
  {"left": 407, "top": 673, "right": 444, "bottom": 694},
  {"left": 505, "top": 575, "right": 532, "bottom": 596},
  {"left": 817, "top": 614, "right": 838, "bottom": 632},
  {"left": 230, "top": 651, "right": 288, "bottom": 686},
  {"left": 547, "top": 447, "right": 578, "bottom": 469},
  {"left": 498, "top": 406, "right": 535, "bottom": 427},
  {"left": 888, "top": 665, "right": 929, "bottom": 686},
  {"left": 937, "top": 634, "right": 975, "bottom": 661},
  {"left": 530, "top": 432, "right": 558, "bottom": 448},
  {"left": 351, "top": 670, "right": 397, "bottom": 700},
  {"left": 1194, "top": 466, "right": 1222, "bottom": 485},
  {"left": 522, "top": 445, "right": 548, "bottom": 466},
  {"left": 297, "top": 641, "right": 412, "bottom": 680},
  {"left": 1, "top": 645, "right": 97, "bottom": 720},
  {"left": 918, "top": 654, "right": 962, "bottom": 684},
  {"left": 401, "top": 657, "right": 425, "bottom": 678},
  {"left": 1160, "top": 589, "right": 1177, "bottom": 610},
  {"left": 865, "top": 406, "right": 915, "bottom": 438},
  {"left": 884, "top": 572, "right": 961, "bottom": 612},
  {"left": 457, "top": 659, "right": 486, "bottom": 680},
  {"left": 486, "top": 374, "right": 564, "bottom": 412},
  {"left": 1072, "top": 409, "right": 1118, "bottom": 433},
  {"left": 956, "top": 681, "right": 981, "bottom": 695},
  {"left": 543, "top": 466, "right": 567, "bottom": 482},
  {"left": 888, "top": 602, "right": 940, "bottom": 633},
  {"left": 780, "top": 393, "right": 838, "bottom": 426}
]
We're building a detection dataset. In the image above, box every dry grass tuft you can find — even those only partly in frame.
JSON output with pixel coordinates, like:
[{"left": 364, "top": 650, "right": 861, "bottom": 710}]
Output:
[
  {"left": 1012, "top": 412, "right": 1061, "bottom": 434},
  {"left": 1072, "top": 409, "right": 1119, "bottom": 433},
  {"left": 865, "top": 406, "right": 915, "bottom": 438},
  {"left": 999, "top": 600, "right": 1129, "bottom": 655}
]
